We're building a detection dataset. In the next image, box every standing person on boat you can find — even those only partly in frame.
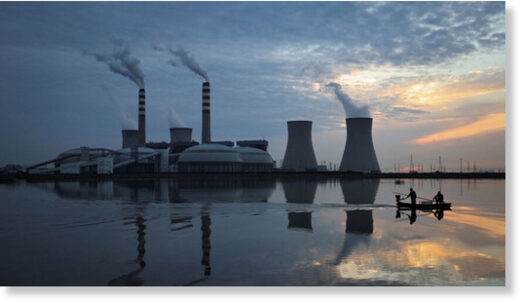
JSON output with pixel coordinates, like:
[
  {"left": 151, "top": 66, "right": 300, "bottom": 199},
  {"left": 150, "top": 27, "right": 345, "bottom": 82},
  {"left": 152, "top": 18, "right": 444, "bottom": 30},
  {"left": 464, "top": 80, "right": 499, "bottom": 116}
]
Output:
[
  {"left": 433, "top": 191, "right": 444, "bottom": 204},
  {"left": 404, "top": 188, "right": 417, "bottom": 206}
]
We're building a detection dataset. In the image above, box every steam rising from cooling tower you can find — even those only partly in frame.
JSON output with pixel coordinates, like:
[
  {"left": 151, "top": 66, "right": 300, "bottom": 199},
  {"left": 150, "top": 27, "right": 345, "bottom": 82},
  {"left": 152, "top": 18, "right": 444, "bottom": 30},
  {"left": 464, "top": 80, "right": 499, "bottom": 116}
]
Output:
[
  {"left": 326, "top": 82, "right": 369, "bottom": 118},
  {"left": 282, "top": 121, "right": 318, "bottom": 171},
  {"left": 84, "top": 40, "right": 145, "bottom": 89},
  {"left": 102, "top": 84, "right": 136, "bottom": 130},
  {"left": 168, "top": 107, "right": 186, "bottom": 128}
]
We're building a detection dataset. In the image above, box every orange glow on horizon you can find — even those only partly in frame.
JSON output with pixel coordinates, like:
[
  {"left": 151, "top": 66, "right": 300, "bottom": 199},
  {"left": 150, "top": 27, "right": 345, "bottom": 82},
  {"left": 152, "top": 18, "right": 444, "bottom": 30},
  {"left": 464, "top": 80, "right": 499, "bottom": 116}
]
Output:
[{"left": 412, "top": 113, "right": 505, "bottom": 145}]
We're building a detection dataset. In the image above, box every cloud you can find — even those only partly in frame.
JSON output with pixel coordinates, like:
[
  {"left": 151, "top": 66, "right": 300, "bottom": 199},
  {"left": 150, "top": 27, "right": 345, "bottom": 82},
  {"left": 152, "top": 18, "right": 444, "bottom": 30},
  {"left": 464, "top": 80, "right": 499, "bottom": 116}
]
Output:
[{"left": 412, "top": 112, "right": 505, "bottom": 144}]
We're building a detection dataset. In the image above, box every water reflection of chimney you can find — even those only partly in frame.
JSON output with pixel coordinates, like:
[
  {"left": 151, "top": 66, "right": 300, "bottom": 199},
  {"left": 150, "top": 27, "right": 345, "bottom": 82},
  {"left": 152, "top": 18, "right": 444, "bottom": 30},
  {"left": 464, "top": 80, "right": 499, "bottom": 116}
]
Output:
[
  {"left": 201, "top": 207, "right": 211, "bottom": 276},
  {"left": 282, "top": 179, "right": 317, "bottom": 232},
  {"left": 107, "top": 216, "right": 146, "bottom": 286}
]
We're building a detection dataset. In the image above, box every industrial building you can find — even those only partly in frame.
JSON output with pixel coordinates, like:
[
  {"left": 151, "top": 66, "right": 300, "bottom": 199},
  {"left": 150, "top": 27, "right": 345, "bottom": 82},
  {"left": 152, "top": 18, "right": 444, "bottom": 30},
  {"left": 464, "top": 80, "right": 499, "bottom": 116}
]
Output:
[
  {"left": 177, "top": 144, "right": 243, "bottom": 173},
  {"left": 234, "top": 147, "right": 274, "bottom": 172},
  {"left": 281, "top": 120, "right": 318, "bottom": 171}
]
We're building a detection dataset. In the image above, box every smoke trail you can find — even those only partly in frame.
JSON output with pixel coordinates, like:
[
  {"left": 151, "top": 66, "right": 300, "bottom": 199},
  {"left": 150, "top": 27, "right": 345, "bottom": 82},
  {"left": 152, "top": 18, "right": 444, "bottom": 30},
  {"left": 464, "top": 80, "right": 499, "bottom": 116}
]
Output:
[
  {"left": 326, "top": 82, "right": 370, "bottom": 118},
  {"left": 168, "top": 106, "right": 186, "bottom": 128},
  {"left": 102, "top": 84, "right": 137, "bottom": 130},
  {"left": 84, "top": 40, "right": 145, "bottom": 88},
  {"left": 168, "top": 47, "right": 209, "bottom": 81}
]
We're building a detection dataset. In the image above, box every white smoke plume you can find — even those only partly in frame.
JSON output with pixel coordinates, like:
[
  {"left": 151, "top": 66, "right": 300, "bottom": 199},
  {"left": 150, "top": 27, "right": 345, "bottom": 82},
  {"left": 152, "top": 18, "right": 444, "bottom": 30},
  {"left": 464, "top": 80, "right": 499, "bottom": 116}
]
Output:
[
  {"left": 168, "top": 47, "right": 209, "bottom": 81},
  {"left": 326, "top": 82, "right": 370, "bottom": 118},
  {"left": 168, "top": 106, "right": 186, "bottom": 128},
  {"left": 102, "top": 84, "right": 137, "bottom": 130},
  {"left": 84, "top": 40, "right": 145, "bottom": 88}
]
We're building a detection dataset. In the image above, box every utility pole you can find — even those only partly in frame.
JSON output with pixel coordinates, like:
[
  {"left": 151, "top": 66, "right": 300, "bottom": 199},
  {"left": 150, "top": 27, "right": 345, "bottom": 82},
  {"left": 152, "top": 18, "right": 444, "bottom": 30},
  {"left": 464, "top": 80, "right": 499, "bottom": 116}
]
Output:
[
  {"left": 460, "top": 158, "right": 463, "bottom": 173},
  {"left": 410, "top": 154, "right": 414, "bottom": 173}
]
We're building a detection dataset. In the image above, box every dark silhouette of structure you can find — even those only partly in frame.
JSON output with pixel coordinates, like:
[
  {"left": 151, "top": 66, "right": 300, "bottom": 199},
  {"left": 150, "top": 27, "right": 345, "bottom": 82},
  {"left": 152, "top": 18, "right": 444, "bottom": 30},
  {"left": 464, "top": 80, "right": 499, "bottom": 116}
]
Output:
[{"left": 282, "top": 178, "right": 318, "bottom": 232}]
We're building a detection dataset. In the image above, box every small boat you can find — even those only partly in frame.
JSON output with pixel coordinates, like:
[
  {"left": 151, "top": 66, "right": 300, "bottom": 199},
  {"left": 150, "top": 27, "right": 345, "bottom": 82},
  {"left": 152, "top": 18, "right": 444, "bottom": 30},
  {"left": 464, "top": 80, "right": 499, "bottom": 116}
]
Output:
[{"left": 397, "top": 201, "right": 451, "bottom": 209}]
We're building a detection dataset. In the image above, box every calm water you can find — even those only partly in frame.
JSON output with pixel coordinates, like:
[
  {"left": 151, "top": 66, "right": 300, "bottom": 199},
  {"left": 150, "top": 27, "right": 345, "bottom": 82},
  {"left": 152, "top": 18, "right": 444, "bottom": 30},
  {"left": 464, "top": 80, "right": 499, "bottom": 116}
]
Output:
[{"left": 0, "top": 177, "right": 505, "bottom": 286}]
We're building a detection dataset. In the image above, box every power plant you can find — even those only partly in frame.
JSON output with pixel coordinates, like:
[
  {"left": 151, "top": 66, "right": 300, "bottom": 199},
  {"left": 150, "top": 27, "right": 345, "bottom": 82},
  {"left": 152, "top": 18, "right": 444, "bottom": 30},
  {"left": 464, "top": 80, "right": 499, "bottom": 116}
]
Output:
[
  {"left": 281, "top": 120, "right": 318, "bottom": 171},
  {"left": 26, "top": 80, "right": 277, "bottom": 175},
  {"left": 25, "top": 47, "right": 383, "bottom": 175},
  {"left": 339, "top": 118, "right": 380, "bottom": 173}
]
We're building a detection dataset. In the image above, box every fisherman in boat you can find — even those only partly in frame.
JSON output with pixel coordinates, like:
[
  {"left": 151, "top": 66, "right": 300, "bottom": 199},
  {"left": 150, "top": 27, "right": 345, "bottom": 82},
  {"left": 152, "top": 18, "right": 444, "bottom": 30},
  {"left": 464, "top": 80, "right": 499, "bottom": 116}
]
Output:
[
  {"left": 404, "top": 188, "right": 417, "bottom": 206},
  {"left": 433, "top": 191, "right": 444, "bottom": 204}
]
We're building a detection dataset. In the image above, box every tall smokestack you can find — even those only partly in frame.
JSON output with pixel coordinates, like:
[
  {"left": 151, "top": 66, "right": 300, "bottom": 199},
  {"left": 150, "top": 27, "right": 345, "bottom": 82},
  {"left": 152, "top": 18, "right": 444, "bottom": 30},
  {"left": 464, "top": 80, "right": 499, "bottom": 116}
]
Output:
[
  {"left": 201, "top": 82, "right": 211, "bottom": 144},
  {"left": 281, "top": 120, "right": 318, "bottom": 171},
  {"left": 339, "top": 118, "right": 380, "bottom": 172},
  {"left": 138, "top": 88, "right": 146, "bottom": 146}
]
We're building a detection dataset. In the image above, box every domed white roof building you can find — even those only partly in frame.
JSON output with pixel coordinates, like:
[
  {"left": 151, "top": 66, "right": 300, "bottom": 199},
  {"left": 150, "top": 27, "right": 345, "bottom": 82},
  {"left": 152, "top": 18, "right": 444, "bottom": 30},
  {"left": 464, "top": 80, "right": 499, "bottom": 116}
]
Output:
[
  {"left": 234, "top": 147, "right": 274, "bottom": 172},
  {"left": 177, "top": 144, "right": 243, "bottom": 173}
]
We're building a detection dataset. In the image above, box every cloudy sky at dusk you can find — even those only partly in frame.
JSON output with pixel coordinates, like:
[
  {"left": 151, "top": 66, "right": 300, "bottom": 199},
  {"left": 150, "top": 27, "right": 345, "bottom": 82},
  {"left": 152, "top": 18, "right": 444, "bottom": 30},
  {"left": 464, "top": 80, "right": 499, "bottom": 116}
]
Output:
[{"left": 0, "top": 1, "right": 505, "bottom": 171}]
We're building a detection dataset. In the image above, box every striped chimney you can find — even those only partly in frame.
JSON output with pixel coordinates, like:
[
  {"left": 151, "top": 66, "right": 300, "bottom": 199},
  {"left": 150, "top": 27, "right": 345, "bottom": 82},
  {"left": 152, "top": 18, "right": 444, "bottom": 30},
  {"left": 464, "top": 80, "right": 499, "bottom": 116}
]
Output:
[
  {"left": 138, "top": 88, "right": 146, "bottom": 146},
  {"left": 201, "top": 82, "right": 211, "bottom": 144}
]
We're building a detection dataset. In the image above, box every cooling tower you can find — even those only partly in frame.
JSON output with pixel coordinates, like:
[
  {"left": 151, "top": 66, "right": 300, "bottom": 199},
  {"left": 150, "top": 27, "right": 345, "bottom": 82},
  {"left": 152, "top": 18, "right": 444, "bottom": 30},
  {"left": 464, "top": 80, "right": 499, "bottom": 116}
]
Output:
[
  {"left": 170, "top": 128, "right": 192, "bottom": 144},
  {"left": 201, "top": 82, "right": 211, "bottom": 144},
  {"left": 138, "top": 88, "right": 146, "bottom": 146},
  {"left": 281, "top": 120, "right": 318, "bottom": 171},
  {"left": 122, "top": 129, "right": 140, "bottom": 148},
  {"left": 339, "top": 118, "right": 380, "bottom": 172}
]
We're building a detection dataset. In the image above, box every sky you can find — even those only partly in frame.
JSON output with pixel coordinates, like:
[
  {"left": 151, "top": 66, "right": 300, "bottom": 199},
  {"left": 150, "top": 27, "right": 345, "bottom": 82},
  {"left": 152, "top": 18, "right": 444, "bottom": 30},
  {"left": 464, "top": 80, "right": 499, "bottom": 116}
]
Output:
[{"left": 0, "top": 1, "right": 505, "bottom": 171}]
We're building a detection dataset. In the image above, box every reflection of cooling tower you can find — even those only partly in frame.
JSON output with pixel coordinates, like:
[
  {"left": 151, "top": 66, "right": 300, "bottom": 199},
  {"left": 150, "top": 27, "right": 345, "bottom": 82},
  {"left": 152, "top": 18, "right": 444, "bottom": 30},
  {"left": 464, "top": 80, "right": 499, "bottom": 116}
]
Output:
[
  {"left": 346, "top": 210, "right": 373, "bottom": 234},
  {"left": 282, "top": 179, "right": 318, "bottom": 204},
  {"left": 283, "top": 179, "right": 316, "bottom": 232},
  {"left": 341, "top": 179, "right": 378, "bottom": 234},
  {"left": 339, "top": 118, "right": 380, "bottom": 172},
  {"left": 138, "top": 89, "right": 146, "bottom": 146},
  {"left": 170, "top": 128, "right": 192, "bottom": 147},
  {"left": 281, "top": 121, "right": 317, "bottom": 171},
  {"left": 340, "top": 179, "right": 380, "bottom": 204},
  {"left": 201, "top": 82, "right": 211, "bottom": 144},
  {"left": 122, "top": 129, "right": 140, "bottom": 148},
  {"left": 287, "top": 212, "right": 313, "bottom": 231}
]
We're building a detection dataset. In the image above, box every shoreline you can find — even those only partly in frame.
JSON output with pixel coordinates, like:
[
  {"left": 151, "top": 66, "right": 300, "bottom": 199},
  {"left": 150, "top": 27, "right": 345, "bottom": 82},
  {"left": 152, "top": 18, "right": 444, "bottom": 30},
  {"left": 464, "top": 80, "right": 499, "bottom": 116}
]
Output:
[{"left": 0, "top": 171, "right": 505, "bottom": 183}]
